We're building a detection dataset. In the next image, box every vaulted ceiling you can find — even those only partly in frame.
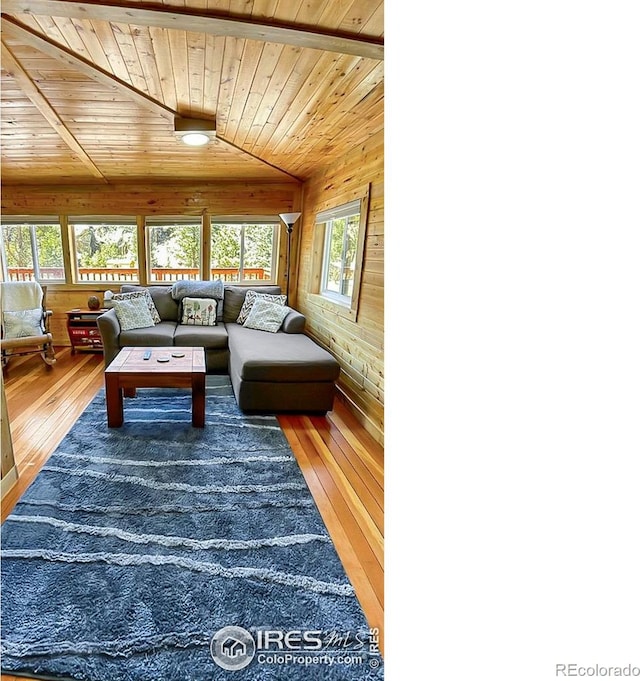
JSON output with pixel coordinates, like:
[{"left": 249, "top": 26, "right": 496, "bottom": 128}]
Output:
[{"left": 0, "top": 0, "right": 384, "bottom": 186}]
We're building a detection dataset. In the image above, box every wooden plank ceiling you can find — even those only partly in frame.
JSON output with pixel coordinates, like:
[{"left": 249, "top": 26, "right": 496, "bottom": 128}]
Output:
[{"left": 0, "top": 0, "right": 384, "bottom": 185}]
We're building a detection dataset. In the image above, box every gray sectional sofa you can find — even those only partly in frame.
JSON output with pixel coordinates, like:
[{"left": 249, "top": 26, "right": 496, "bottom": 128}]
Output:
[{"left": 96, "top": 283, "right": 340, "bottom": 414}]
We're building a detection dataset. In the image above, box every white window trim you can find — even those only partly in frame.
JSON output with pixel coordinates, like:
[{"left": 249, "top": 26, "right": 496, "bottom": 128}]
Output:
[
  {"left": 316, "top": 200, "right": 361, "bottom": 224},
  {"left": 319, "top": 204, "right": 360, "bottom": 307}
]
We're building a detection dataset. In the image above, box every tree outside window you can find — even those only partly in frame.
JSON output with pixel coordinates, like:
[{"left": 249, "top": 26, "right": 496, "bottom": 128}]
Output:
[
  {"left": 146, "top": 218, "right": 202, "bottom": 281},
  {"left": 318, "top": 200, "right": 362, "bottom": 305},
  {"left": 210, "top": 221, "right": 276, "bottom": 283},
  {"left": 323, "top": 214, "right": 360, "bottom": 299},
  {"left": 1, "top": 219, "right": 64, "bottom": 281},
  {"left": 70, "top": 219, "right": 138, "bottom": 282}
]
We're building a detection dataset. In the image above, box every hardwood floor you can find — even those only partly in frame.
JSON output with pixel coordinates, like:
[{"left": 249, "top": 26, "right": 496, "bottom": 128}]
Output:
[{"left": 0, "top": 347, "right": 384, "bottom": 679}]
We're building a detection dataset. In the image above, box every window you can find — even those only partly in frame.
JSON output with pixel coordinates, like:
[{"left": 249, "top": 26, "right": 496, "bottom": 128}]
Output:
[
  {"left": 70, "top": 217, "right": 138, "bottom": 283},
  {"left": 311, "top": 189, "right": 369, "bottom": 321},
  {"left": 320, "top": 201, "right": 361, "bottom": 303},
  {"left": 1, "top": 218, "right": 64, "bottom": 282},
  {"left": 146, "top": 218, "right": 202, "bottom": 282},
  {"left": 210, "top": 219, "right": 277, "bottom": 283}
]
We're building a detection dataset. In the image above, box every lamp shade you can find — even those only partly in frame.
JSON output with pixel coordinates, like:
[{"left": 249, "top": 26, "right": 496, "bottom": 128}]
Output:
[
  {"left": 279, "top": 212, "right": 301, "bottom": 225},
  {"left": 280, "top": 212, "right": 301, "bottom": 300}
]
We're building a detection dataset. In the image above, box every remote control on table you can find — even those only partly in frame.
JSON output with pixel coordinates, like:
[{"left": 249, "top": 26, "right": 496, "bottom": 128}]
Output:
[{"left": 143, "top": 350, "right": 151, "bottom": 360}]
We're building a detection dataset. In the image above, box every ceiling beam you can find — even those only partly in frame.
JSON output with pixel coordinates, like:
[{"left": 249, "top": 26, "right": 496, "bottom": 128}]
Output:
[
  {"left": 1, "top": 15, "right": 176, "bottom": 122},
  {"left": 0, "top": 0, "right": 384, "bottom": 60},
  {"left": 0, "top": 39, "right": 106, "bottom": 181},
  {"left": 214, "top": 136, "right": 303, "bottom": 184}
]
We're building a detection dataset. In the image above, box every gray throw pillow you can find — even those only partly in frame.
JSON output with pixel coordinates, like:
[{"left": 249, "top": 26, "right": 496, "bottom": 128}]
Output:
[
  {"left": 237, "top": 291, "right": 287, "bottom": 325},
  {"left": 243, "top": 298, "right": 291, "bottom": 333},
  {"left": 112, "top": 297, "right": 155, "bottom": 331},
  {"left": 113, "top": 290, "right": 160, "bottom": 324},
  {"left": 223, "top": 286, "right": 282, "bottom": 323}
]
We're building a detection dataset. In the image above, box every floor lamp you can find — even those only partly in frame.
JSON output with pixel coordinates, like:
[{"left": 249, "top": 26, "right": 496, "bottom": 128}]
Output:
[{"left": 279, "top": 212, "right": 301, "bottom": 300}]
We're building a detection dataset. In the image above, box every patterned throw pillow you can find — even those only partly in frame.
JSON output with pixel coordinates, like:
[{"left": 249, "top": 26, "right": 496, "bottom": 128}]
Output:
[
  {"left": 243, "top": 298, "right": 291, "bottom": 333},
  {"left": 171, "top": 280, "right": 225, "bottom": 321},
  {"left": 180, "top": 297, "right": 217, "bottom": 326},
  {"left": 113, "top": 290, "right": 160, "bottom": 324},
  {"left": 112, "top": 297, "right": 155, "bottom": 331},
  {"left": 2, "top": 308, "right": 44, "bottom": 339},
  {"left": 236, "top": 291, "right": 287, "bottom": 325}
]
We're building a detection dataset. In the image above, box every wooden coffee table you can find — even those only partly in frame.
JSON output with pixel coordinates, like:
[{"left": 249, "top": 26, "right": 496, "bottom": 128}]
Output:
[{"left": 104, "top": 346, "right": 206, "bottom": 428}]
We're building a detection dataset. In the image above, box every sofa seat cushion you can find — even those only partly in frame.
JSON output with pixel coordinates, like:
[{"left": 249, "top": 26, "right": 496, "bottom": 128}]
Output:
[
  {"left": 227, "top": 323, "right": 340, "bottom": 383},
  {"left": 119, "top": 320, "right": 177, "bottom": 346},
  {"left": 173, "top": 323, "right": 229, "bottom": 349}
]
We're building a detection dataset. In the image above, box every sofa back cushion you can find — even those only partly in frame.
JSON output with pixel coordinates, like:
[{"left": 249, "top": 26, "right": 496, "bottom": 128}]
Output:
[
  {"left": 223, "top": 285, "right": 282, "bottom": 324},
  {"left": 121, "top": 285, "right": 179, "bottom": 322}
]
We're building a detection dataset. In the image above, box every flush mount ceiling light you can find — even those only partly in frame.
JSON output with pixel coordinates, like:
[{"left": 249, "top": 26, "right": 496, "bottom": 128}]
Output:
[
  {"left": 174, "top": 117, "right": 216, "bottom": 146},
  {"left": 182, "top": 133, "right": 210, "bottom": 146}
]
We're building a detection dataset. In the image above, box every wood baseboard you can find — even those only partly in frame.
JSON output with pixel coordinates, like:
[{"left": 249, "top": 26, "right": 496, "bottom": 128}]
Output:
[{"left": 335, "top": 384, "right": 383, "bottom": 446}]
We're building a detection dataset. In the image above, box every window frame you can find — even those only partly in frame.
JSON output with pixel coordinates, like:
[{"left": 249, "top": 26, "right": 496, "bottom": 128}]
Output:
[
  {"left": 319, "top": 201, "right": 362, "bottom": 306},
  {"left": 68, "top": 216, "right": 140, "bottom": 284},
  {"left": 145, "top": 216, "right": 204, "bottom": 283},
  {"left": 309, "top": 186, "right": 370, "bottom": 322},
  {"left": 0, "top": 216, "right": 65, "bottom": 283},
  {"left": 209, "top": 216, "right": 279, "bottom": 285}
]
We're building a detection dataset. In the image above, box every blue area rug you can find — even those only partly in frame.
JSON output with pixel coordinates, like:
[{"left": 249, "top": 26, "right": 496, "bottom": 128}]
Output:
[{"left": 1, "top": 377, "right": 383, "bottom": 680}]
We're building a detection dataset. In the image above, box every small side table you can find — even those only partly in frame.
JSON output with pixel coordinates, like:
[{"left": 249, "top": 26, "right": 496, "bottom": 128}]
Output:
[{"left": 66, "top": 309, "right": 107, "bottom": 354}]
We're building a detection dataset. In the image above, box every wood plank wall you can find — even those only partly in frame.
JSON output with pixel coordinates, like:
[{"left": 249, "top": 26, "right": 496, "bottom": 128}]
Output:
[
  {"left": 1, "top": 181, "right": 301, "bottom": 344},
  {"left": 296, "top": 130, "right": 383, "bottom": 445},
  {"left": 0, "top": 181, "right": 300, "bottom": 216}
]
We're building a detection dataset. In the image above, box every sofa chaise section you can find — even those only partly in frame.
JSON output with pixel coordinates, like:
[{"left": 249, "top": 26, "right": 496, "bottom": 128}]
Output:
[{"left": 226, "top": 323, "right": 340, "bottom": 413}]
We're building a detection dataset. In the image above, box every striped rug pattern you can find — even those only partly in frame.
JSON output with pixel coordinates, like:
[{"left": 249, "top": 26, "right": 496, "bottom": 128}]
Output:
[{"left": 1, "top": 377, "right": 383, "bottom": 680}]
